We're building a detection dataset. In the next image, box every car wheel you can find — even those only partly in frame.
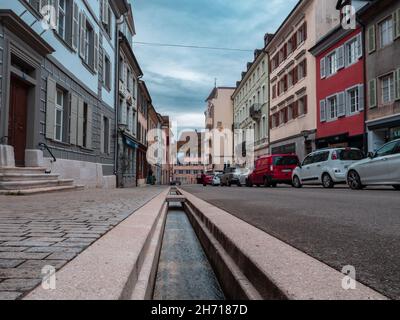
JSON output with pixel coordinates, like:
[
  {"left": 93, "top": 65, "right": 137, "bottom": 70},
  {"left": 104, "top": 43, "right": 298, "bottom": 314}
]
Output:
[
  {"left": 227, "top": 181, "right": 231, "bottom": 187},
  {"left": 322, "top": 173, "right": 334, "bottom": 189},
  {"left": 292, "top": 175, "right": 302, "bottom": 188},
  {"left": 246, "top": 179, "right": 252, "bottom": 187},
  {"left": 347, "top": 170, "right": 364, "bottom": 190},
  {"left": 264, "top": 177, "right": 271, "bottom": 188},
  {"left": 237, "top": 181, "right": 242, "bottom": 187},
  {"left": 393, "top": 185, "right": 400, "bottom": 190}
]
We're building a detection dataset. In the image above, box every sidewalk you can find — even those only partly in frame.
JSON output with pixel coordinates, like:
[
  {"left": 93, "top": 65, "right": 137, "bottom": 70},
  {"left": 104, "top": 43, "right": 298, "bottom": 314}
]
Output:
[{"left": 0, "top": 186, "right": 167, "bottom": 300}]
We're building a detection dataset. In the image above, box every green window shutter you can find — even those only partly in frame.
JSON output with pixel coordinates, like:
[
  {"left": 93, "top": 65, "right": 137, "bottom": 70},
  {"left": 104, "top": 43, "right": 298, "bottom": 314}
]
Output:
[
  {"left": 320, "top": 100, "right": 326, "bottom": 122},
  {"left": 71, "top": 1, "right": 79, "bottom": 51},
  {"left": 94, "top": 33, "right": 99, "bottom": 73},
  {"left": 86, "top": 105, "right": 93, "bottom": 149},
  {"left": 107, "top": 118, "right": 111, "bottom": 155},
  {"left": 395, "top": 68, "right": 400, "bottom": 101},
  {"left": 69, "top": 93, "right": 78, "bottom": 145},
  {"left": 394, "top": 9, "right": 400, "bottom": 39},
  {"left": 77, "top": 98, "right": 84, "bottom": 146},
  {"left": 367, "top": 25, "right": 376, "bottom": 53},
  {"left": 368, "top": 79, "right": 377, "bottom": 108},
  {"left": 45, "top": 77, "right": 57, "bottom": 139},
  {"left": 358, "top": 84, "right": 365, "bottom": 111},
  {"left": 79, "top": 12, "right": 86, "bottom": 59}
]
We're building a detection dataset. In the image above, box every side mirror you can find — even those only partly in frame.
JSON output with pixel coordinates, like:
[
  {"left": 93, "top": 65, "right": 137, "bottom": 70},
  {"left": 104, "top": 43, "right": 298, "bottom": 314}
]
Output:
[{"left": 367, "top": 152, "right": 374, "bottom": 159}]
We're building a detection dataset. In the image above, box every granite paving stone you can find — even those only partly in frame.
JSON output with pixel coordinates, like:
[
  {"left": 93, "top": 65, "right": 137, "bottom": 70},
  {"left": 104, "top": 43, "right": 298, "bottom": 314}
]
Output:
[{"left": 0, "top": 186, "right": 165, "bottom": 300}]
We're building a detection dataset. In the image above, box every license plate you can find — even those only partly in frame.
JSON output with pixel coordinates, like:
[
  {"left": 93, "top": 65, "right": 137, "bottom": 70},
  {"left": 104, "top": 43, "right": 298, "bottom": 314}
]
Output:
[{"left": 282, "top": 169, "right": 292, "bottom": 173}]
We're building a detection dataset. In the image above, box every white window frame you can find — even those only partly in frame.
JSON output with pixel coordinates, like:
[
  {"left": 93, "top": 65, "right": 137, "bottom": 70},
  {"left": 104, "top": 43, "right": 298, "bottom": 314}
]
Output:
[
  {"left": 58, "top": 0, "right": 66, "bottom": 39},
  {"left": 346, "top": 37, "right": 358, "bottom": 66},
  {"left": 379, "top": 17, "right": 394, "bottom": 48},
  {"left": 55, "top": 89, "right": 64, "bottom": 142},
  {"left": 346, "top": 86, "right": 360, "bottom": 115},
  {"left": 381, "top": 73, "right": 394, "bottom": 104},
  {"left": 327, "top": 51, "right": 338, "bottom": 76},
  {"left": 326, "top": 94, "right": 338, "bottom": 121}
]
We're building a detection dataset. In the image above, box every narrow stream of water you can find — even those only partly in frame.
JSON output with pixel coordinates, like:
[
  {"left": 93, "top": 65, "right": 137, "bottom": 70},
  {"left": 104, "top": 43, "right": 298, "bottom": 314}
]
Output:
[{"left": 153, "top": 203, "right": 225, "bottom": 300}]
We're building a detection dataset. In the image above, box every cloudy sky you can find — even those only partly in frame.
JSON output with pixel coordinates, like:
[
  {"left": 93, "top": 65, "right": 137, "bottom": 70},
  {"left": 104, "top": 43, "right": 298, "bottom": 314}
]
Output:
[{"left": 132, "top": 0, "right": 298, "bottom": 132}]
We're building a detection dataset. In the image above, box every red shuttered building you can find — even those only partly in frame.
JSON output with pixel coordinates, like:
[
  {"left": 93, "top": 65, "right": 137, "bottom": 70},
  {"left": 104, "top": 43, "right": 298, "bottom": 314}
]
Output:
[{"left": 310, "top": 26, "right": 366, "bottom": 151}]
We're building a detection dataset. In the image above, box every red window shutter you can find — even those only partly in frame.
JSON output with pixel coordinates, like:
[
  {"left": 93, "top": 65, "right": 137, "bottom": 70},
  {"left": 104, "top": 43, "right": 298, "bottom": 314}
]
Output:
[
  {"left": 277, "top": 82, "right": 280, "bottom": 96},
  {"left": 269, "top": 116, "right": 272, "bottom": 128},
  {"left": 292, "top": 34, "right": 297, "bottom": 50},
  {"left": 293, "top": 101, "right": 298, "bottom": 118},
  {"left": 303, "top": 96, "right": 308, "bottom": 114},
  {"left": 275, "top": 113, "right": 280, "bottom": 127},
  {"left": 272, "top": 85, "right": 276, "bottom": 98},
  {"left": 303, "top": 22, "right": 307, "bottom": 41},
  {"left": 284, "top": 75, "right": 288, "bottom": 91},
  {"left": 283, "top": 44, "right": 287, "bottom": 59},
  {"left": 293, "top": 66, "right": 298, "bottom": 84},
  {"left": 284, "top": 108, "right": 288, "bottom": 123}
]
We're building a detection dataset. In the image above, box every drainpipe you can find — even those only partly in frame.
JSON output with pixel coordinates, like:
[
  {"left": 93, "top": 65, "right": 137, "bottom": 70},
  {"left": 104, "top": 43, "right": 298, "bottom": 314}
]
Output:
[
  {"left": 114, "top": 14, "right": 125, "bottom": 186},
  {"left": 356, "top": 15, "right": 368, "bottom": 154}
]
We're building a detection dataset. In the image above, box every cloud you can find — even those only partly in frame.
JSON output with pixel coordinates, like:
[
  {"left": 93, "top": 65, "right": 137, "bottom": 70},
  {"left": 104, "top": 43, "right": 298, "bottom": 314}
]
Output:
[{"left": 131, "top": 0, "right": 299, "bottom": 129}]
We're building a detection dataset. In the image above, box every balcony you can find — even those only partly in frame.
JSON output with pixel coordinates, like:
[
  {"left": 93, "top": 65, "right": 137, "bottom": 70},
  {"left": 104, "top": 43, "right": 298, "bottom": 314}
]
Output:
[
  {"left": 250, "top": 103, "right": 262, "bottom": 121},
  {"left": 206, "top": 118, "right": 213, "bottom": 129}
]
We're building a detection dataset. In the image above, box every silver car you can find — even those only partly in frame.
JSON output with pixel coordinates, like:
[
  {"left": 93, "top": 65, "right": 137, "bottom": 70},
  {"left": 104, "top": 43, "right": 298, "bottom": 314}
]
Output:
[{"left": 347, "top": 139, "right": 400, "bottom": 190}]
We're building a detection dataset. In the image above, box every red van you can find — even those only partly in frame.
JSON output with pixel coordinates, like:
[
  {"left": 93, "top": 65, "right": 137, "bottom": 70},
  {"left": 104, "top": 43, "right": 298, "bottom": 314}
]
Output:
[{"left": 247, "top": 154, "right": 300, "bottom": 187}]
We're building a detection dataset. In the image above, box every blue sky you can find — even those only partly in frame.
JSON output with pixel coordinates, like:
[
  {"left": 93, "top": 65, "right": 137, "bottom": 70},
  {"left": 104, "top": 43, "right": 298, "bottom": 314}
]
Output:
[{"left": 132, "top": 0, "right": 299, "bottom": 130}]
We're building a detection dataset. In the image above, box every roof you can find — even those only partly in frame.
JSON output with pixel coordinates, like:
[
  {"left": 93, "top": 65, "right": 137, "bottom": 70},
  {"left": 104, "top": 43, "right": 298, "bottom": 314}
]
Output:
[
  {"left": 139, "top": 80, "right": 152, "bottom": 103},
  {"left": 205, "top": 87, "right": 235, "bottom": 102}
]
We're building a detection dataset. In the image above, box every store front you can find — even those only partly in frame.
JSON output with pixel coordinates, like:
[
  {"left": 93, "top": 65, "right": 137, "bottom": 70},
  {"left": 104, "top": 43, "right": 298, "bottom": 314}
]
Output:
[{"left": 367, "top": 116, "right": 400, "bottom": 152}]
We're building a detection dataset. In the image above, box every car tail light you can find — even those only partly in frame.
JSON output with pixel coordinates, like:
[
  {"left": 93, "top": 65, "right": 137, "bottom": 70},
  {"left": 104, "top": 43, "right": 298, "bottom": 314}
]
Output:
[
  {"left": 270, "top": 165, "right": 274, "bottom": 171},
  {"left": 332, "top": 151, "right": 338, "bottom": 160}
]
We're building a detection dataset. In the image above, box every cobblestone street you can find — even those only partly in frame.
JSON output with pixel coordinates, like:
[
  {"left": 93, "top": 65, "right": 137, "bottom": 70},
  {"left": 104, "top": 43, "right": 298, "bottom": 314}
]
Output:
[{"left": 0, "top": 187, "right": 166, "bottom": 300}]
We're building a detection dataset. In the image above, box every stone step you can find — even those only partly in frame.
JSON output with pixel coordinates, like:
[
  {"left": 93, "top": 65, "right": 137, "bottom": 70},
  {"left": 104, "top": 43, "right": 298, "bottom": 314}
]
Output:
[
  {"left": 0, "top": 173, "right": 59, "bottom": 182},
  {"left": 0, "top": 167, "right": 48, "bottom": 175},
  {"left": 0, "top": 185, "right": 78, "bottom": 196},
  {"left": 0, "top": 179, "right": 74, "bottom": 191}
]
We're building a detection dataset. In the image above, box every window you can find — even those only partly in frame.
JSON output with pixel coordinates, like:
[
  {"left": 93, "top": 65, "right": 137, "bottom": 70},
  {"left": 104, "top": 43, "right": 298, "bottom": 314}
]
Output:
[
  {"left": 346, "top": 38, "right": 358, "bottom": 65},
  {"left": 103, "top": 116, "right": 110, "bottom": 154},
  {"left": 103, "top": 54, "right": 111, "bottom": 90},
  {"left": 298, "top": 60, "right": 307, "bottom": 79},
  {"left": 84, "top": 22, "right": 92, "bottom": 65},
  {"left": 375, "top": 141, "right": 397, "bottom": 157},
  {"left": 380, "top": 17, "right": 393, "bottom": 48},
  {"left": 101, "top": 0, "right": 113, "bottom": 37},
  {"left": 327, "top": 51, "right": 338, "bottom": 76},
  {"left": 58, "top": 0, "right": 66, "bottom": 39},
  {"left": 348, "top": 87, "right": 359, "bottom": 113},
  {"left": 381, "top": 73, "right": 394, "bottom": 103},
  {"left": 55, "top": 89, "right": 65, "bottom": 142},
  {"left": 82, "top": 103, "right": 88, "bottom": 148},
  {"left": 127, "top": 68, "right": 131, "bottom": 92},
  {"left": 302, "top": 155, "right": 314, "bottom": 166},
  {"left": 327, "top": 95, "right": 338, "bottom": 120}
]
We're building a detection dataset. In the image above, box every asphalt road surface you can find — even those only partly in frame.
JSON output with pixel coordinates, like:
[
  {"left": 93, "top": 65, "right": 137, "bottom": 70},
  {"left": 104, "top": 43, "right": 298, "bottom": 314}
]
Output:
[{"left": 181, "top": 184, "right": 400, "bottom": 299}]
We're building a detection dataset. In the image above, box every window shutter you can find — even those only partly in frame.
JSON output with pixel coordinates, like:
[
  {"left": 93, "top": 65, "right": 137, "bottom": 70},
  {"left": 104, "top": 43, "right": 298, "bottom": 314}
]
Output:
[
  {"left": 101, "top": 0, "right": 108, "bottom": 24},
  {"left": 337, "top": 46, "right": 345, "bottom": 69},
  {"left": 293, "top": 100, "right": 298, "bottom": 118},
  {"left": 320, "top": 100, "right": 326, "bottom": 122},
  {"left": 45, "top": 77, "right": 57, "bottom": 139},
  {"left": 395, "top": 9, "right": 400, "bottom": 39},
  {"left": 367, "top": 25, "right": 376, "bottom": 53},
  {"left": 77, "top": 98, "right": 84, "bottom": 146},
  {"left": 303, "top": 59, "right": 307, "bottom": 77},
  {"left": 358, "top": 84, "right": 365, "bottom": 111},
  {"left": 368, "top": 79, "right": 377, "bottom": 108},
  {"left": 94, "top": 32, "right": 99, "bottom": 73},
  {"left": 71, "top": 1, "right": 79, "bottom": 51},
  {"left": 395, "top": 68, "right": 400, "bottom": 101},
  {"left": 100, "top": 114, "right": 104, "bottom": 154},
  {"left": 337, "top": 92, "right": 346, "bottom": 117},
  {"left": 69, "top": 93, "right": 78, "bottom": 145},
  {"left": 284, "top": 107, "right": 288, "bottom": 123},
  {"left": 107, "top": 119, "right": 111, "bottom": 155},
  {"left": 86, "top": 105, "right": 93, "bottom": 149},
  {"left": 51, "top": 0, "right": 59, "bottom": 32},
  {"left": 121, "top": 100, "right": 127, "bottom": 125},
  {"left": 79, "top": 12, "right": 86, "bottom": 59},
  {"left": 303, "top": 22, "right": 307, "bottom": 41},
  {"left": 357, "top": 33, "right": 363, "bottom": 59}
]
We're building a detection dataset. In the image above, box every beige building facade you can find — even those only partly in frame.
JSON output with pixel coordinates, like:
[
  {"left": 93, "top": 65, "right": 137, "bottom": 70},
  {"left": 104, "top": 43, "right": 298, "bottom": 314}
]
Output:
[
  {"left": 267, "top": 0, "right": 340, "bottom": 161},
  {"left": 204, "top": 87, "right": 235, "bottom": 171}
]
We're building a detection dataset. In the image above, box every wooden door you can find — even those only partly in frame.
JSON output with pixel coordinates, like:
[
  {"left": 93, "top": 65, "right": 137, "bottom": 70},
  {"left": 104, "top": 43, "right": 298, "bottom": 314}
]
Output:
[{"left": 8, "top": 76, "right": 29, "bottom": 167}]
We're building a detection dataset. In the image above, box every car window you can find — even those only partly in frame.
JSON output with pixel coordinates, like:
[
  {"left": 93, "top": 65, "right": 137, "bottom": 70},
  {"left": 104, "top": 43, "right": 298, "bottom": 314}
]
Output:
[
  {"left": 339, "top": 149, "right": 364, "bottom": 160},
  {"left": 273, "top": 156, "right": 299, "bottom": 166},
  {"left": 302, "top": 154, "right": 314, "bottom": 166},
  {"left": 375, "top": 141, "right": 397, "bottom": 157},
  {"left": 392, "top": 142, "right": 400, "bottom": 155},
  {"left": 313, "top": 151, "right": 329, "bottom": 163}
]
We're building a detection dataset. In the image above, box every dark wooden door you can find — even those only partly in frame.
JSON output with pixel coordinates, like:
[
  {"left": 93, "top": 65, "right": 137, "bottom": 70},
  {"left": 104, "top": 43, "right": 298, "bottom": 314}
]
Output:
[{"left": 8, "top": 76, "right": 29, "bottom": 167}]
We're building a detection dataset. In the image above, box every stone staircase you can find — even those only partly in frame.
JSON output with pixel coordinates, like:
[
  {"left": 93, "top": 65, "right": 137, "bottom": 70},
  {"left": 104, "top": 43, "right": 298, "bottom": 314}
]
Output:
[{"left": 0, "top": 167, "right": 80, "bottom": 195}]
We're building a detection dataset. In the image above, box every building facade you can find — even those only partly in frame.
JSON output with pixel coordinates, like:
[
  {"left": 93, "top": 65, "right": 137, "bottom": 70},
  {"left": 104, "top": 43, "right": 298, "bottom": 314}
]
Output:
[
  {"left": 232, "top": 35, "right": 272, "bottom": 167},
  {"left": 267, "top": 0, "right": 340, "bottom": 161},
  {"left": 116, "top": 5, "right": 143, "bottom": 188},
  {"left": 136, "top": 80, "right": 149, "bottom": 186},
  {"left": 161, "top": 115, "right": 172, "bottom": 185},
  {"left": 0, "top": 0, "right": 130, "bottom": 189},
  {"left": 360, "top": 0, "right": 400, "bottom": 151},
  {"left": 204, "top": 86, "right": 235, "bottom": 171},
  {"left": 310, "top": 24, "right": 366, "bottom": 150}
]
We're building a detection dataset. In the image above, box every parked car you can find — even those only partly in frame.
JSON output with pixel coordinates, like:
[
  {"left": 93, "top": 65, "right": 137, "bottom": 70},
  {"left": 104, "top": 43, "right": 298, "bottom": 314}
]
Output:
[
  {"left": 292, "top": 148, "right": 364, "bottom": 189},
  {"left": 247, "top": 154, "right": 300, "bottom": 187},
  {"left": 212, "top": 174, "right": 223, "bottom": 186},
  {"left": 170, "top": 180, "right": 182, "bottom": 186},
  {"left": 238, "top": 168, "right": 251, "bottom": 186},
  {"left": 347, "top": 139, "right": 400, "bottom": 190},
  {"left": 221, "top": 167, "right": 245, "bottom": 187},
  {"left": 200, "top": 172, "right": 214, "bottom": 186}
]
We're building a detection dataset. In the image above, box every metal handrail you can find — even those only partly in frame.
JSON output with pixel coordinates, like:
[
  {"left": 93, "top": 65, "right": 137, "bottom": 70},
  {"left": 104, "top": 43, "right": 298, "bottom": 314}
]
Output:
[{"left": 38, "top": 142, "right": 56, "bottom": 163}]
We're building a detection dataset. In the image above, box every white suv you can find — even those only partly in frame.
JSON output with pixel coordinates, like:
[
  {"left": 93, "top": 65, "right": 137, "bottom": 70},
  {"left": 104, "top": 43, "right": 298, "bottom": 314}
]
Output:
[
  {"left": 292, "top": 148, "right": 364, "bottom": 189},
  {"left": 347, "top": 139, "right": 400, "bottom": 190}
]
